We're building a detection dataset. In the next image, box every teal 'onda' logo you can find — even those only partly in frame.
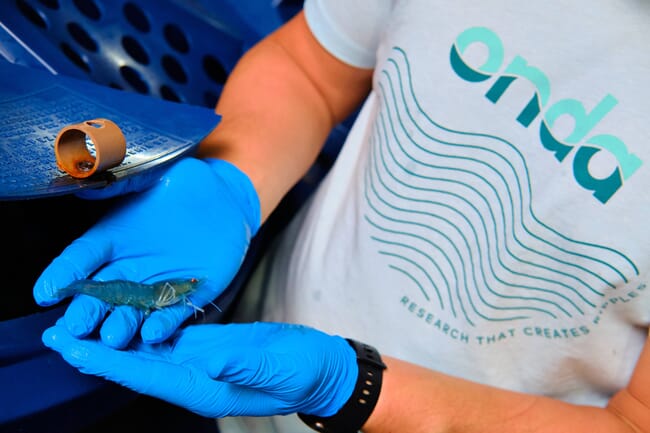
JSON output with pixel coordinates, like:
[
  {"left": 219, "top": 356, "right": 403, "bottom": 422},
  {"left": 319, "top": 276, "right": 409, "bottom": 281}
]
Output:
[{"left": 450, "top": 27, "right": 642, "bottom": 203}]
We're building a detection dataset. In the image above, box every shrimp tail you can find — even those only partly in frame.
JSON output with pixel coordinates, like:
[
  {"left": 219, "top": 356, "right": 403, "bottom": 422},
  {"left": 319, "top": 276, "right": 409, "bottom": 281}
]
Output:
[{"left": 54, "top": 279, "right": 108, "bottom": 300}]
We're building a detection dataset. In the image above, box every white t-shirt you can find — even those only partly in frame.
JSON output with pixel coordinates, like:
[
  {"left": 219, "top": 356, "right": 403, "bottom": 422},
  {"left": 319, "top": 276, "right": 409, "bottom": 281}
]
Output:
[{"left": 246, "top": 0, "right": 650, "bottom": 418}]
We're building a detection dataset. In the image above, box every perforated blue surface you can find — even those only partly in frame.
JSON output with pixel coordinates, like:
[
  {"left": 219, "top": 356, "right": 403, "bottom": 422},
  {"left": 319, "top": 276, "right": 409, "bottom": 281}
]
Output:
[
  {"left": 0, "top": 1, "right": 304, "bottom": 431},
  {"left": 0, "top": 0, "right": 244, "bottom": 106},
  {"left": 0, "top": 0, "right": 302, "bottom": 106},
  {"left": 0, "top": 59, "right": 220, "bottom": 199}
]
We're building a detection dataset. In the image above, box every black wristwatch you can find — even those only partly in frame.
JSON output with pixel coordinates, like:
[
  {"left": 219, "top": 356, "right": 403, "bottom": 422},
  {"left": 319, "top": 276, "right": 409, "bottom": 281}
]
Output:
[{"left": 298, "top": 339, "right": 387, "bottom": 433}]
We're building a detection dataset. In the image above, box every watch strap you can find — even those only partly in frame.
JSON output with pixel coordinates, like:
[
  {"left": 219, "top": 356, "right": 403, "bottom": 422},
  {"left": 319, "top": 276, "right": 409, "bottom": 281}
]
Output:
[{"left": 298, "top": 339, "right": 387, "bottom": 433}]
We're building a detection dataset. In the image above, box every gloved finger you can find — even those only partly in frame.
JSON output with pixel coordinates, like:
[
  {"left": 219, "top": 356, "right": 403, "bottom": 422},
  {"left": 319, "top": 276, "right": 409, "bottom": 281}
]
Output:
[
  {"left": 63, "top": 294, "right": 110, "bottom": 338},
  {"left": 61, "top": 264, "right": 139, "bottom": 342},
  {"left": 42, "top": 324, "right": 238, "bottom": 418},
  {"left": 140, "top": 281, "right": 220, "bottom": 344},
  {"left": 33, "top": 236, "right": 113, "bottom": 306},
  {"left": 170, "top": 324, "right": 283, "bottom": 387},
  {"left": 157, "top": 324, "right": 239, "bottom": 366},
  {"left": 42, "top": 323, "right": 178, "bottom": 390},
  {"left": 99, "top": 305, "right": 144, "bottom": 349},
  {"left": 140, "top": 302, "right": 202, "bottom": 343},
  {"left": 207, "top": 350, "right": 275, "bottom": 387}
]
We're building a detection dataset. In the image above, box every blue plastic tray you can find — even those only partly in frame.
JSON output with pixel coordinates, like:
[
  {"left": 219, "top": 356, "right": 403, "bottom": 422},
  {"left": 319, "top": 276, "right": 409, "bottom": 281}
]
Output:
[
  {"left": 0, "top": 0, "right": 247, "bottom": 107},
  {"left": 0, "top": 59, "right": 220, "bottom": 199}
]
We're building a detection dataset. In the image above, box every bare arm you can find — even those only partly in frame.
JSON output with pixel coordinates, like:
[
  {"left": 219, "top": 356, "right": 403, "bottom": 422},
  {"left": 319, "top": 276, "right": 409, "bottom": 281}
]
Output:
[
  {"left": 364, "top": 332, "right": 650, "bottom": 433},
  {"left": 197, "top": 11, "right": 373, "bottom": 222},
  {"left": 197, "top": 8, "right": 649, "bottom": 433}
]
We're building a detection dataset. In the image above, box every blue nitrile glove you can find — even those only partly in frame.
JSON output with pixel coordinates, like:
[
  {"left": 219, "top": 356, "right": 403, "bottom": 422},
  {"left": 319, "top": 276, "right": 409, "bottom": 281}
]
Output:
[
  {"left": 74, "top": 163, "right": 168, "bottom": 199},
  {"left": 42, "top": 321, "right": 358, "bottom": 418},
  {"left": 33, "top": 157, "right": 260, "bottom": 348}
]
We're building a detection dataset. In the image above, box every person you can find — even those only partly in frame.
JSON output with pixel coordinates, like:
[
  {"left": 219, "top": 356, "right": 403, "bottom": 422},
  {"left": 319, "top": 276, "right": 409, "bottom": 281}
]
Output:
[{"left": 34, "top": 1, "right": 650, "bottom": 432}]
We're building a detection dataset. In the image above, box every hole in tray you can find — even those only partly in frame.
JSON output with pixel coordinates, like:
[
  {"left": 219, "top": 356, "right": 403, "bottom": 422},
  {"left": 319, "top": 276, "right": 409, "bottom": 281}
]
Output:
[
  {"left": 122, "top": 35, "right": 150, "bottom": 65},
  {"left": 163, "top": 23, "right": 190, "bottom": 53},
  {"left": 16, "top": 0, "right": 48, "bottom": 29},
  {"left": 60, "top": 41, "right": 90, "bottom": 72},
  {"left": 123, "top": 2, "right": 150, "bottom": 33},
  {"left": 73, "top": 0, "right": 101, "bottom": 21},
  {"left": 120, "top": 65, "right": 149, "bottom": 94},
  {"left": 202, "top": 54, "right": 227, "bottom": 84},
  {"left": 67, "top": 22, "right": 98, "bottom": 52},
  {"left": 161, "top": 54, "right": 187, "bottom": 84}
]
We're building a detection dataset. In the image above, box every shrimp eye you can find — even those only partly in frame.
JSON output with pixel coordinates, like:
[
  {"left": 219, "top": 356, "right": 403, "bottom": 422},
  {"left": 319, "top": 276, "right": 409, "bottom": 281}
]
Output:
[{"left": 190, "top": 277, "right": 198, "bottom": 283}]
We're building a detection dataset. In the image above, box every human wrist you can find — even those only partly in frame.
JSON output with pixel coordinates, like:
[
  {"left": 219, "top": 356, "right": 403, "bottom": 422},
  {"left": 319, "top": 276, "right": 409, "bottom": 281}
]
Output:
[
  {"left": 203, "top": 157, "right": 261, "bottom": 235},
  {"left": 298, "top": 339, "right": 387, "bottom": 433}
]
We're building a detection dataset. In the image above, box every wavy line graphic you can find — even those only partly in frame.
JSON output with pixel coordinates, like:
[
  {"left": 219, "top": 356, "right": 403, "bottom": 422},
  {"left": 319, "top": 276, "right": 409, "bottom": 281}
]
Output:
[{"left": 363, "top": 47, "right": 637, "bottom": 325}]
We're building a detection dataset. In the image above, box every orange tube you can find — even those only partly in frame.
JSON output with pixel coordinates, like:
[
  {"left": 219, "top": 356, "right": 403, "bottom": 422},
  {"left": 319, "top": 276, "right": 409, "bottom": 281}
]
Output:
[{"left": 54, "top": 118, "right": 126, "bottom": 178}]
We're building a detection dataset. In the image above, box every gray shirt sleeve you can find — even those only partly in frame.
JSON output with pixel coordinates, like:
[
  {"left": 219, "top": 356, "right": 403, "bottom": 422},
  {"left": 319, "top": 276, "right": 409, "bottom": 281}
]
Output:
[{"left": 304, "top": 0, "right": 392, "bottom": 69}]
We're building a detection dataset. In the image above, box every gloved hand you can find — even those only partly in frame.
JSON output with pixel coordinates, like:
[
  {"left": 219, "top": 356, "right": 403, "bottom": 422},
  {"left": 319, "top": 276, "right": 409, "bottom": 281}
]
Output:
[
  {"left": 42, "top": 321, "right": 358, "bottom": 418},
  {"left": 33, "top": 157, "right": 260, "bottom": 348}
]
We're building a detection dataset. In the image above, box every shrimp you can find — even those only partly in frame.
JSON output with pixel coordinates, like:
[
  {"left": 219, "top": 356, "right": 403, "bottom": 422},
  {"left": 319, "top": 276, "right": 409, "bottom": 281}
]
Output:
[{"left": 56, "top": 277, "right": 205, "bottom": 315}]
